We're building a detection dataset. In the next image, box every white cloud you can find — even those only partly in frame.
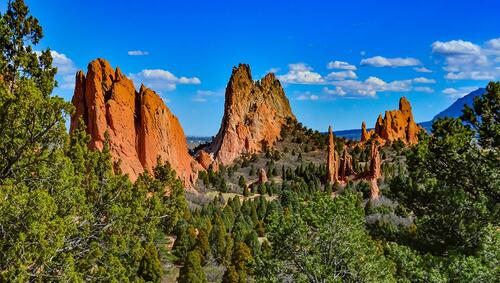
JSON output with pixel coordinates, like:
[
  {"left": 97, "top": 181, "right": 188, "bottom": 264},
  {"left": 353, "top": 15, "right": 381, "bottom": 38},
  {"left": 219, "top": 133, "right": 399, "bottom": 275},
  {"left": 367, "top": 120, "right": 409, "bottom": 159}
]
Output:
[
  {"left": 432, "top": 40, "right": 481, "bottom": 55},
  {"left": 129, "top": 69, "right": 201, "bottom": 91},
  {"left": 325, "top": 70, "right": 357, "bottom": 80},
  {"left": 60, "top": 74, "right": 76, "bottom": 89},
  {"left": 128, "top": 50, "right": 149, "bottom": 56},
  {"left": 277, "top": 63, "right": 324, "bottom": 84},
  {"left": 445, "top": 71, "right": 494, "bottom": 80},
  {"left": 413, "top": 77, "right": 436, "bottom": 84},
  {"left": 266, "top": 67, "right": 281, "bottom": 74},
  {"left": 192, "top": 89, "right": 223, "bottom": 102},
  {"left": 414, "top": 86, "right": 435, "bottom": 93},
  {"left": 326, "top": 60, "right": 357, "bottom": 70},
  {"left": 322, "top": 86, "right": 346, "bottom": 96},
  {"left": 414, "top": 67, "right": 432, "bottom": 73},
  {"left": 443, "top": 88, "right": 458, "bottom": 95},
  {"left": 360, "top": 56, "right": 421, "bottom": 67},
  {"left": 486, "top": 38, "right": 500, "bottom": 50},
  {"left": 36, "top": 50, "right": 77, "bottom": 75},
  {"left": 326, "top": 76, "right": 412, "bottom": 97},
  {"left": 432, "top": 38, "right": 500, "bottom": 81},
  {"left": 442, "top": 86, "right": 479, "bottom": 99},
  {"left": 296, "top": 91, "right": 319, "bottom": 101}
]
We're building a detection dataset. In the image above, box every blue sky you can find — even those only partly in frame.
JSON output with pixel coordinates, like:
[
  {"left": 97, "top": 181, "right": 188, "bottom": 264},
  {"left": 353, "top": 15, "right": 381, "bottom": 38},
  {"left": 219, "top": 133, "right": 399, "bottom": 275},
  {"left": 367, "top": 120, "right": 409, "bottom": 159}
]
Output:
[{"left": 12, "top": 0, "right": 500, "bottom": 136}]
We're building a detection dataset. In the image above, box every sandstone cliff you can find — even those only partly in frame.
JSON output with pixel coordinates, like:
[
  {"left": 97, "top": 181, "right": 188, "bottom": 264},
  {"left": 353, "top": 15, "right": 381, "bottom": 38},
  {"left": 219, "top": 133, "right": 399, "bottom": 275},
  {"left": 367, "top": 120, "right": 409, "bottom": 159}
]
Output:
[
  {"left": 205, "top": 64, "right": 295, "bottom": 165},
  {"left": 70, "top": 58, "right": 199, "bottom": 186},
  {"left": 361, "top": 97, "right": 422, "bottom": 145}
]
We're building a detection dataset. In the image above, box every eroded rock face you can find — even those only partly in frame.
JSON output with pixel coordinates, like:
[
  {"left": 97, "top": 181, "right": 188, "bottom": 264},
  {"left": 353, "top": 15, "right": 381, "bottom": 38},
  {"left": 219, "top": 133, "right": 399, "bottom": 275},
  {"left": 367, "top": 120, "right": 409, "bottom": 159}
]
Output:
[
  {"left": 206, "top": 64, "right": 295, "bottom": 165},
  {"left": 360, "top": 121, "right": 374, "bottom": 143},
  {"left": 196, "top": 150, "right": 214, "bottom": 170},
  {"left": 368, "top": 142, "right": 381, "bottom": 200},
  {"left": 339, "top": 147, "right": 355, "bottom": 180},
  {"left": 327, "top": 126, "right": 339, "bottom": 183},
  {"left": 361, "top": 97, "right": 422, "bottom": 145},
  {"left": 70, "top": 58, "right": 199, "bottom": 186}
]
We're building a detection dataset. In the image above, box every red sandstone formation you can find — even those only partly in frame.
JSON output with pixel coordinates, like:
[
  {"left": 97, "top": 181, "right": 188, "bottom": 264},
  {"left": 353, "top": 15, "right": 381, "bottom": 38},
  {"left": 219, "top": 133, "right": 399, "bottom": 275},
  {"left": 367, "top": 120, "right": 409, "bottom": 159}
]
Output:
[
  {"left": 258, "top": 168, "right": 268, "bottom": 184},
  {"left": 327, "top": 126, "right": 355, "bottom": 183},
  {"left": 205, "top": 64, "right": 295, "bottom": 165},
  {"left": 368, "top": 142, "right": 381, "bottom": 200},
  {"left": 360, "top": 121, "right": 373, "bottom": 142},
  {"left": 327, "top": 126, "right": 340, "bottom": 183},
  {"left": 339, "top": 147, "right": 355, "bottom": 180},
  {"left": 360, "top": 97, "right": 422, "bottom": 145},
  {"left": 196, "top": 150, "right": 215, "bottom": 170},
  {"left": 70, "top": 58, "right": 200, "bottom": 186},
  {"left": 196, "top": 150, "right": 219, "bottom": 172}
]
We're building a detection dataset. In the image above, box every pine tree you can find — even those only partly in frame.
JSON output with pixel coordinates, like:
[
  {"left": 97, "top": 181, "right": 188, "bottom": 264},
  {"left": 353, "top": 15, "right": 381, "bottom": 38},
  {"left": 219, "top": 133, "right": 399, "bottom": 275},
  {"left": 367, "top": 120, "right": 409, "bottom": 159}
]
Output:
[
  {"left": 231, "top": 242, "right": 254, "bottom": 280},
  {"left": 173, "top": 226, "right": 197, "bottom": 261},
  {"left": 177, "top": 251, "right": 207, "bottom": 283},
  {"left": 243, "top": 186, "right": 250, "bottom": 197},
  {"left": 222, "top": 265, "right": 239, "bottom": 283},
  {"left": 238, "top": 175, "right": 246, "bottom": 189},
  {"left": 0, "top": 0, "right": 57, "bottom": 95},
  {"left": 210, "top": 214, "right": 227, "bottom": 264},
  {"left": 255, "top": 221, "right": 265, "bottom": 237},
  {"left": 194, "top": 229, "right": 210, "bottom": 265},
  {"left": 138, "top": 243, "right": 162, "bottom": 283}
]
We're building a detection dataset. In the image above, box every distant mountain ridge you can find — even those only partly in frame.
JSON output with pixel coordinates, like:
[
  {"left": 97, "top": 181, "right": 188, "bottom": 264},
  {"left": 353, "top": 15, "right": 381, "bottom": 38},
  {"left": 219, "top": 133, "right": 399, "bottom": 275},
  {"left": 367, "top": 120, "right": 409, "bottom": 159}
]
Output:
[{"left": 433, "top": 88, "right": 486, "bottom": 120}]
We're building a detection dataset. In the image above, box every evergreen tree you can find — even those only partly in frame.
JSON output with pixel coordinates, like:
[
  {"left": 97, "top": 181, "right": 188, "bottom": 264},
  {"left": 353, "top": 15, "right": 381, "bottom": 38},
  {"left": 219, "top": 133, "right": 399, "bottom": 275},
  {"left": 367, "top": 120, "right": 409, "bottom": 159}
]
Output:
[
  {"left": 173, "top": 225, "right": 197, "bottom": 260},
  {"left": 243, "top": 186, "right": 250, "bottom": 197},
  {"left": 177, "top": 251, "right": 207, "bottom": 283},
  {"left": 0, "top": 0, "right": 70, "bottom": 182},
  {"left": 256, "top": 192, "right": 395, "bottom": 282},
  {"left": 221, "top": 265, "right": 239, "bottom": 283},
  {"left": 210, "top": 214, "right": 227, "bottom": 264},
  {"left": 238, "top": 175, "right": 246, "bottom": 189},
  {"left": 194, "top": 229, "right": 210, "bottom": 265},
  {"left": 0, "top": 0, "right": 57, "bottom": 95},
  {"left": 138, "top": 243, "right": 163, "bottom": 283},
  {"left": 389, "top": 82, "right": 500, "bottom": 255},
  {"left": 231, "top": 242, "right": 254, "bottom": 281}
]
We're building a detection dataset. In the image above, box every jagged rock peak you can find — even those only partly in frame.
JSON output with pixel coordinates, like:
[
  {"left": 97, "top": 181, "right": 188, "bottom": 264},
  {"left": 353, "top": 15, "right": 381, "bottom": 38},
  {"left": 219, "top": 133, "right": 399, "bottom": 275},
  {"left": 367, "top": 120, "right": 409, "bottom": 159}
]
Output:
[
  {"left": 369, "top": 143, "right": 381, "bottom": 180},
  {"left": 361, "top": 97, "right": 422, "bottom": 145},
  {"left": 399, "top": 96, "right": 412, "bottom": 113},
  {"left": 232, "top": 63, "right": 252, "bottom": 80},
  {"left": 369, "top": 142, "right": 381, "bottom": 199},
  {"left": 361, "top": 121, "right": 373, "bottom": 143},
  {"left": 327, "top": 125, "right": 339, "bottom": 183},
  {"left": 205, "top": 63, "right": 296, "bottom": 165},
  {"left": 70, "top": 58, "right": 200, "bottom": 186}
]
